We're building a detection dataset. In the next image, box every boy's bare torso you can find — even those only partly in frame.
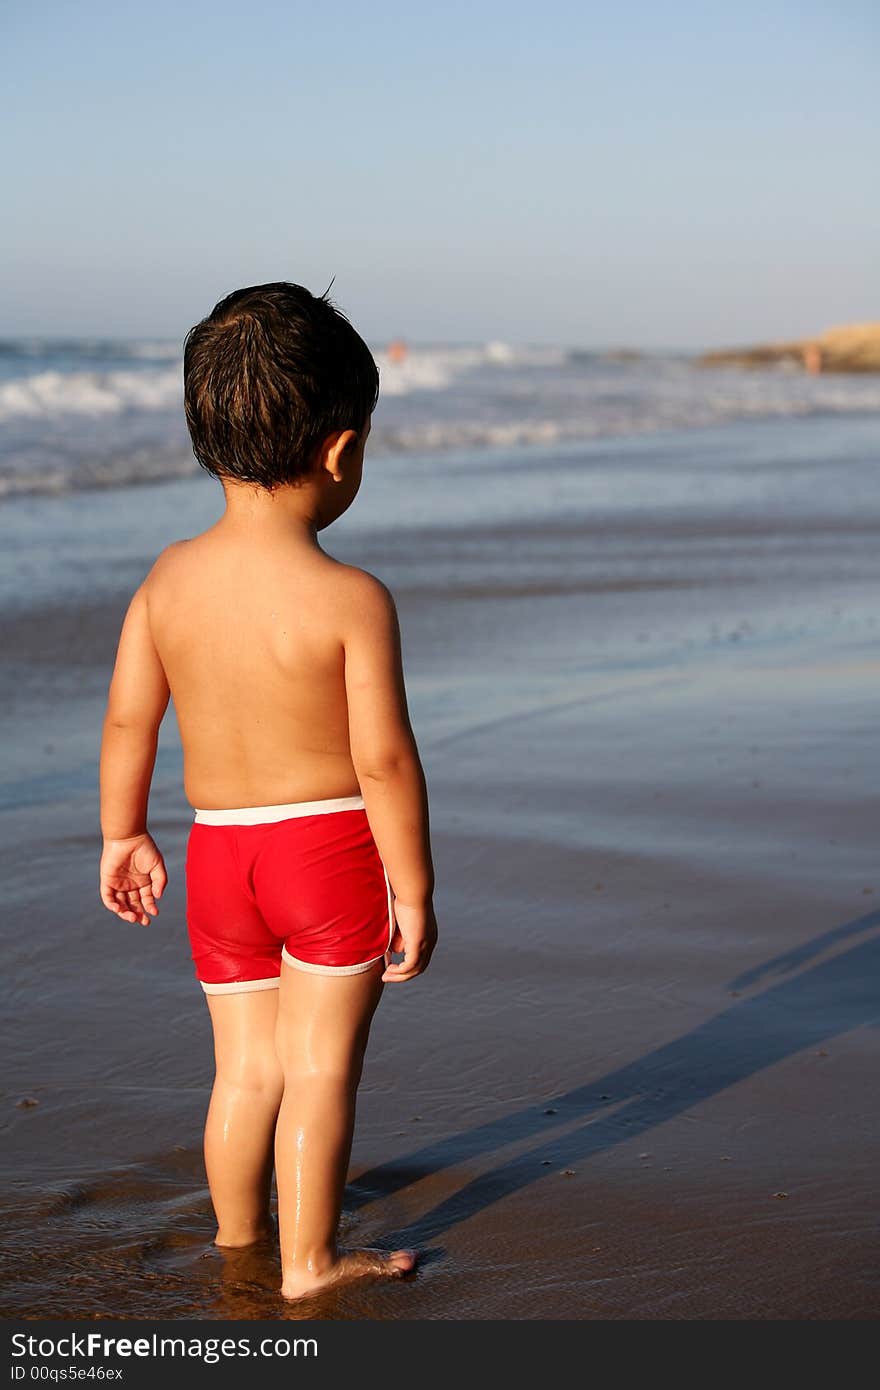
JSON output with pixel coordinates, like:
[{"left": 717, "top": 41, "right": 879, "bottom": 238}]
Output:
[{"left": 148, "top": 526, "right": 362, "bottom": 810}]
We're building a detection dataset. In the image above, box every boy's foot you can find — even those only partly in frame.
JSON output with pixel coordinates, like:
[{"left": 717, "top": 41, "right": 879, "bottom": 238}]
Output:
[{"left": 280, "top": 1248, "right": 416, "bottom": 1301}]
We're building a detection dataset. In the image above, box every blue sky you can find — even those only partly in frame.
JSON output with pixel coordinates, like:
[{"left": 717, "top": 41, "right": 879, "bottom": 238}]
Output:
[{"left": 2, "top": 1, "right": 878, "bottom": 345}]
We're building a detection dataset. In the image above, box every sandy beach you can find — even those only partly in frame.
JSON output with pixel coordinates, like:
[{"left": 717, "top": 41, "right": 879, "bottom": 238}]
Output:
[{"left": 1, "top": 412, "right": 878, "bottom": 1319}]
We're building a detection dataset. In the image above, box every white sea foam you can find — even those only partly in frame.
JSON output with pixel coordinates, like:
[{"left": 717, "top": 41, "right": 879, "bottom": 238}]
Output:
[
  {"left": 0, "top": 367, "right": 183, "bottom": 421},
  {"left": 0, "top": 342, "right": 567, "bottom": 420},
  {"left": 374, "top": 341, "right": 566, "bottom": 396}
]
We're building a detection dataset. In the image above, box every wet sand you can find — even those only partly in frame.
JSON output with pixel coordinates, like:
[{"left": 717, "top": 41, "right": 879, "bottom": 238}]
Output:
[{"left": 1, "top": 416, "right": 879, "bottom": 1319}]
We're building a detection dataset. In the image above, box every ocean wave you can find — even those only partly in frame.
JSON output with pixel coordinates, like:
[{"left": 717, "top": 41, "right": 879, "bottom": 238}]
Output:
[
  {"left": 373, "top": 341, "right": 567, "bottom": 396},
  {"left": 0, "top": 445, "right": 196, "bottom": 499},
  {"left": 0, "top": 338, "right": 181, "bottom": 363},
  {"left": 372, "top": 394, "right": 880, "bottom": 454},
  {"left": 0, "top": 341, "right": 568, "bottom": 421},
  {"left": 0, "top": 367, "right": 183, "bottom": 421},
  {"left": 3, "top": 396, "right": 880, "bottom": 502}
]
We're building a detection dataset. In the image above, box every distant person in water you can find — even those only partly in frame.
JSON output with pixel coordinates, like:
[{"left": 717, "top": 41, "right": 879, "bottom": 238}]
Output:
[
  {"left": 98, "top": 283, "right": 437, "bottom": 1301},
  {"left": 803, "top": 342, "right": 822, "bottom": 376},
  {"left": 387, "top": 338, "right": 408, "bottom": 363}
]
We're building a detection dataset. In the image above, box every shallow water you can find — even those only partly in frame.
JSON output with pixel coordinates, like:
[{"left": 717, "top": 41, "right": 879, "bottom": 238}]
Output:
[{"left": 1, "top": 414, "right": 879, "bottom": 1318}]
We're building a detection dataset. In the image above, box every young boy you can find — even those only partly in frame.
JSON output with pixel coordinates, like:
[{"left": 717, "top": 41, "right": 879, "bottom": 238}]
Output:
[{"left": 98, "top": 283, "right": 437, "bottom": 1301}]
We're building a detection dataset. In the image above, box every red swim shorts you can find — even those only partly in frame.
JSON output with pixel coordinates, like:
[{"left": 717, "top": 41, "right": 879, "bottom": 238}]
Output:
[{"left": 185, "top": 794, "right": 394, "bottom": 994}]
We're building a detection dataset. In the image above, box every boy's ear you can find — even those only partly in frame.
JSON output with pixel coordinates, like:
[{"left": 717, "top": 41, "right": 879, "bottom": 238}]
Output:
[{"left": 320, "top": 429, "right": 358, "bottom": 482}]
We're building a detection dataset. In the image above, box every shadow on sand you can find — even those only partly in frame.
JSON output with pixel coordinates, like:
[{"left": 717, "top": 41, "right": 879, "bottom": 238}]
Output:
[{"left": 348, "top": 909, "right": 880, "bottom": 1248}]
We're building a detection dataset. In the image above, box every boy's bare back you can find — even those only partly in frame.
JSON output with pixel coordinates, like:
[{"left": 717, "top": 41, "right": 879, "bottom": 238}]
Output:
[{"left": 146, "top": 526, "right": 390, "bottom": 811}]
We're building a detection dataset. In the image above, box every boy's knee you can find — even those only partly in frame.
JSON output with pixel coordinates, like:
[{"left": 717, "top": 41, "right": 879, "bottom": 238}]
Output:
[
  {"left": 277, "top": 1056, "right": 364, "bottom": 1092},
  {"left": 215, "top": 1051, "right": 284, "bottom": 1096}
]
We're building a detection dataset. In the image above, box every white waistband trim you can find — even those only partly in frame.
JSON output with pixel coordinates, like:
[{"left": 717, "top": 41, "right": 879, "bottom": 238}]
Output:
[{"left": 194, "top": 794, "right": 365, "bottom": 826}]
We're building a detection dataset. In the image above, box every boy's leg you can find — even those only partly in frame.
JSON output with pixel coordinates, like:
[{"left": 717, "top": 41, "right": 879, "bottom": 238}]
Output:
[
  {"left": 274, "top": 959, "right": 415, "bottom": 1299},
  {"left": 205, "top": 988, "right": 284, "bottom": 1247}
]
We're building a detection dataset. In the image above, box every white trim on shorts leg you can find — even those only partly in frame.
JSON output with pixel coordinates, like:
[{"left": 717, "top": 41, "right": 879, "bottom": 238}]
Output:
[
  {"left": 280, "top": 947, "right": 381, "bottom": 977},
  {"left": 280, "top": 862, "right": 397, "bottom": 978},
  {"left": 193, "top": 795, "right": 366, "bottom": 826},
  {"left": 382, "top": 860, "right": 396, "bottom": 956},
  {"left": 200, "top": 975, "right": 281, "bottom": 995}
]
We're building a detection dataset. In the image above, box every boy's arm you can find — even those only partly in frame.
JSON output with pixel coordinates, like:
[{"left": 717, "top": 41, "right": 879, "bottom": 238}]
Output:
[
  {"left": 343, "top": 572, "right": 437, "bottom": 983},
  {"left": 99, "top": 583, "right": 170, "bottom": 925}
]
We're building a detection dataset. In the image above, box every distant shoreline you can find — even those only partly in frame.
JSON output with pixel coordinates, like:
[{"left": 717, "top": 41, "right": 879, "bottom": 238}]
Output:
[{"left": 698, "top": 322, "right": 880, "bottom": 374}]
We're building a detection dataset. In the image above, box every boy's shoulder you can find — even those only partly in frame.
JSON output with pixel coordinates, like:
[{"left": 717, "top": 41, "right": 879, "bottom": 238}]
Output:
[
  {"left": 148, "top": 538, "right": 192, "bottom": 563},
  {"left": 332, "top": 558, "right": 391, "bottom": 596},
  {"left": 138, "top": 540, "right": 195, "bottom": 608},
  {"left": 333, "top": 560, "right": 395, "bottom": 606},
  {"left": 330, "top": 561, "right": 399, "bottom": 636}
]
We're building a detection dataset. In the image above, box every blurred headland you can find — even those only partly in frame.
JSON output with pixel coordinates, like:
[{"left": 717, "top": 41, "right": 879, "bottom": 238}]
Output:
[{"left": 699, "top": 321, "right": 880, "bottom": 374}]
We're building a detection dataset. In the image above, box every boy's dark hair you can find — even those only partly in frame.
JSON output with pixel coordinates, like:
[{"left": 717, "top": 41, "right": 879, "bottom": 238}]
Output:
[{"left": 183, "top": 282, "right": 379, "bottom": 489}]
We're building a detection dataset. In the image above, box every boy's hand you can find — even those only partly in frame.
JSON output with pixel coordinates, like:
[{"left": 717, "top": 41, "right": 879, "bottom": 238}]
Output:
[
  {"left": 100, "top": 833, "right": 167, "bottom": 926},
  {"left": 382, "top": 898, "right": 438, "bottom": 983}
]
